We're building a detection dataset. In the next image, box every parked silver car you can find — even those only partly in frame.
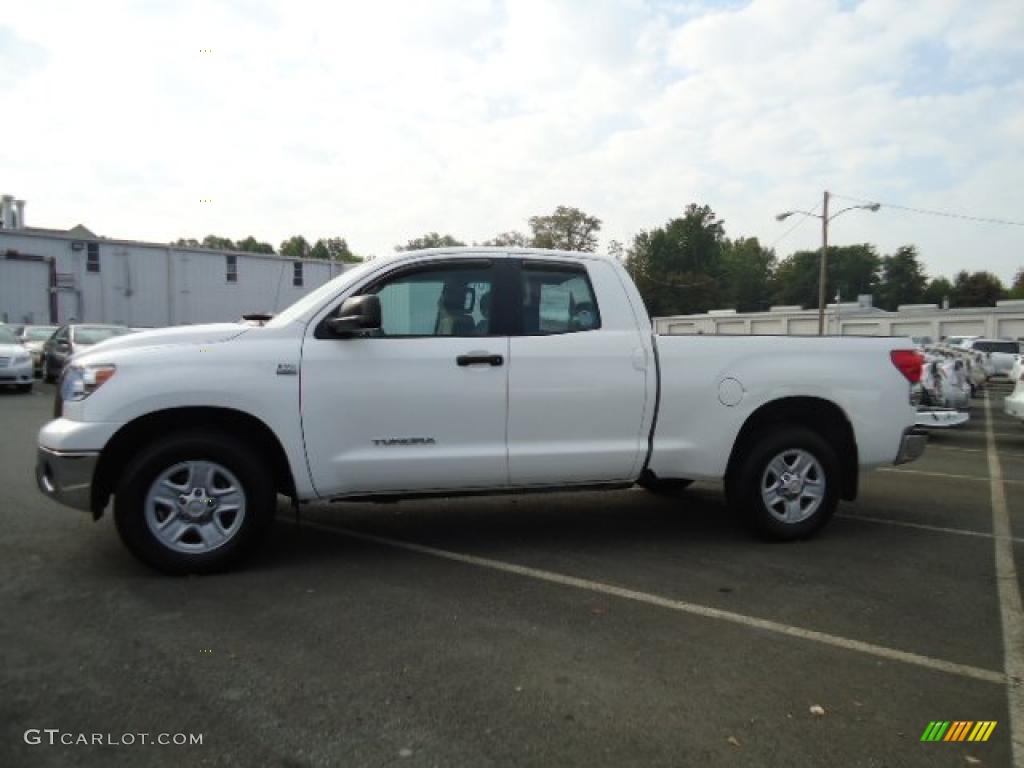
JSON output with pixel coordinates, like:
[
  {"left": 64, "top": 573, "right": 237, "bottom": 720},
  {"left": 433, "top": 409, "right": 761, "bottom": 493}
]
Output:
[
  {"left": 42, "top": 323, "right": 132, "bottom": 382},
  {"left": 0, "top": 325, "right": 34, "bottom": 392},
  {"left": 18, "top": 325, "right": 59, "bottom": 376}
]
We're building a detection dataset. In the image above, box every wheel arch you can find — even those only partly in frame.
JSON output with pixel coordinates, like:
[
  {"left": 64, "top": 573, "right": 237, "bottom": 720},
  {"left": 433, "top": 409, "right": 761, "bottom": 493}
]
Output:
[
  {"left": 91, "top": 406, "right": 297, "bottom": 519},
  {"left": 725, "top": 396, "right": 859, "bottom": 501}
]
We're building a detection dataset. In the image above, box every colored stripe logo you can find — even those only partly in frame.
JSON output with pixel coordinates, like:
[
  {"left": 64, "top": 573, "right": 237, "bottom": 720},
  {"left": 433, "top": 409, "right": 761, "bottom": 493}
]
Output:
[{"left": 921, "top": 721, "right": 997, "bottom": 742}]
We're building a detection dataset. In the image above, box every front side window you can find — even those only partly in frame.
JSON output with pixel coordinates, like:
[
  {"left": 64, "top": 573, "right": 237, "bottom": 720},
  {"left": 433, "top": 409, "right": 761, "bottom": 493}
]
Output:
[
  {"left": 371, "top": 264, "right": 493, "bottom": 337},
  {"left": 520, "top": 262, "right": 600, "bottom": 335},
  {"left": 86, "top": 243, "right": 100, "bottom": 273}
]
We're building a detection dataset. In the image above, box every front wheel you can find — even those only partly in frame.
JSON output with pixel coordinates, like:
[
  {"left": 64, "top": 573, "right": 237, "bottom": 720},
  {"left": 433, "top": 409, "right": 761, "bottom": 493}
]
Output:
[
  {"left": 114, "top": 430, "right": 276, "bottom": 574},
  {"left": 731, "top": 426, "right": 839, "bottom": 540}
]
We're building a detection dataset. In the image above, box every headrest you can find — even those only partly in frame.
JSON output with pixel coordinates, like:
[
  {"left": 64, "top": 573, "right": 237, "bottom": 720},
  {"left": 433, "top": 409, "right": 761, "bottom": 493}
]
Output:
[{"left": 440, "top": 285, "right": 468, "bottom": 312}]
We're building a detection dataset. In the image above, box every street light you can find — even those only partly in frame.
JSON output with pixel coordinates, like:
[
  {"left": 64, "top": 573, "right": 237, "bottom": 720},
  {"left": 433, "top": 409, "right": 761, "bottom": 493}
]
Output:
[{"left": 775, "top": 191, "right": 881, "bottom": 335}]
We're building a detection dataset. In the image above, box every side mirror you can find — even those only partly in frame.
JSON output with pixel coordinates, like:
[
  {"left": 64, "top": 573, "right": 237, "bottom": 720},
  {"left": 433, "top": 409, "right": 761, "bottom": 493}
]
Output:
[{"left": 326, "top": 294, "right": 381, "bottom": 337}]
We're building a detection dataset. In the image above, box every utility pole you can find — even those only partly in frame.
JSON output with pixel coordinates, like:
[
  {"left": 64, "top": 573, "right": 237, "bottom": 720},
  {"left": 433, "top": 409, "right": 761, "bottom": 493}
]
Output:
[
  {"left": 818, "top": 190, "right": 830, "bottom": 335},
  {"left": 775, "top": 193, "right": 880, "bottom": 337}
]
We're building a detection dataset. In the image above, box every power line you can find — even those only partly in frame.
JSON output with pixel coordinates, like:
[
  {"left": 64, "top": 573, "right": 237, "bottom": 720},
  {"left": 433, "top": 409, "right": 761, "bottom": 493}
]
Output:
[
  {"left": 832, "top": 193, "right": 1024, "bottom": 228},
  {"left": 769, "top": 199, "right": 820, "bottom": 250}
]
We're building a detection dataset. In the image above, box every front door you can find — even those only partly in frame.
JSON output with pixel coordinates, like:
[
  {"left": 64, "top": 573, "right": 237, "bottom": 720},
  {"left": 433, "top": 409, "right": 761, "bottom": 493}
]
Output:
[{"left": 300, "top": 259, "right": 511, "bottom": 497}]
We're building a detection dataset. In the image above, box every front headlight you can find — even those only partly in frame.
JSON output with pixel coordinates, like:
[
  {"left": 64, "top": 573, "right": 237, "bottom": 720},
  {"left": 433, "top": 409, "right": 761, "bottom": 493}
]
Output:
[{"left": 60, "top": 364, "right": 116, "bottom": 402}]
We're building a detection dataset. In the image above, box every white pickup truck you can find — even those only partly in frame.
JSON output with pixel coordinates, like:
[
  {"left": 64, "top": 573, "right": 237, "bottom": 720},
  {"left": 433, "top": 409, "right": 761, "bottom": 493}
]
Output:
[{"left": 36, "top": 247, "right": 926, "bottom": 573}]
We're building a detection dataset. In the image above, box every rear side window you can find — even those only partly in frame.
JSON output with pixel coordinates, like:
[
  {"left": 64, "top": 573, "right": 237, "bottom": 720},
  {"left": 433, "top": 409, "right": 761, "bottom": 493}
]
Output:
[
  {"left": 974, "top": 341, "right": 1018, "bottom": 354},
  {"left": 520, "top": 262, "right": 600, "bottom": 335}
]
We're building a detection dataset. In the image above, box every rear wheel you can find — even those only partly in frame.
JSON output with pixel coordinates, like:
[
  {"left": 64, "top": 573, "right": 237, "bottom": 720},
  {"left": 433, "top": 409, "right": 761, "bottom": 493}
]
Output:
[
  {"left": 114, "top": 430, "right": 276, "bottom": 574},
  {"left": 731, "top": 426, "right": 839, "bottom": 540}
]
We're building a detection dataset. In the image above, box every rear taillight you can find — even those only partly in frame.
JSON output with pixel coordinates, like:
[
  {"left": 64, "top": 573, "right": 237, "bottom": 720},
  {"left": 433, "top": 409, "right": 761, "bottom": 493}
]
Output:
[{"left": 891, "top": 349, "right": 924, "bottom": 384}]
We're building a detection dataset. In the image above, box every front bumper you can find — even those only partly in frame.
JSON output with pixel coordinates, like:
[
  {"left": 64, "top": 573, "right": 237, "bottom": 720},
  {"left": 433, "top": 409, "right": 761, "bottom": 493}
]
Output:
[
  {"left": 36, "top": 446, "right": 98, "bottom": 512},
  {"left": 0, "top": 360, "right": 33, "bottom": 384},
  {"left": 895, "top": 428, "right": 928, "bottom": 465}
]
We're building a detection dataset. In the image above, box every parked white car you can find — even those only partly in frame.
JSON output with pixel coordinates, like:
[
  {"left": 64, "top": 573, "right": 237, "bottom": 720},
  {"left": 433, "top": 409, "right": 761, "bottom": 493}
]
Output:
[
  {"left": 943, "top": 335, "right": 980, "bottom": 348},
  {"left": 35, "top": 247, "right": 926, "bottom": 573},
  {"left": 962, "top": 338, "right": 1019, "bottom": 376},
  {"left": 0, "top": 325, "right": 34, "bottom": 392},
  {"left": 1005, "top": 373, "right": 1024, "bottom": 421}
]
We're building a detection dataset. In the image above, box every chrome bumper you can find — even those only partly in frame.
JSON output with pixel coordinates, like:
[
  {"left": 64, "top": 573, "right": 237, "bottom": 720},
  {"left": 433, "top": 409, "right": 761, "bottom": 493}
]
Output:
[
  {"left": 895, "top": 429, "right": 927, "bottom": 465},
  {"left": 36, "top": 446, "right": 98, "bottom": 512}
]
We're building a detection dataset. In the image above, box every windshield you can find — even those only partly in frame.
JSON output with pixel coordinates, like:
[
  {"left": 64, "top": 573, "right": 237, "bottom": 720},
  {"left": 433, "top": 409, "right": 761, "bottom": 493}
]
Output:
[
  {"left": 74, "top": 326, "right": 130, "bottom": 345},
  {"left": 0, "top": 327, "right": 18, "bottom": 344},
  {"left": 265, "top": 260, "right": 380, "bottom": 328},
  {"left": 25, "top": 326, "right": 57, "bottom": 340}
]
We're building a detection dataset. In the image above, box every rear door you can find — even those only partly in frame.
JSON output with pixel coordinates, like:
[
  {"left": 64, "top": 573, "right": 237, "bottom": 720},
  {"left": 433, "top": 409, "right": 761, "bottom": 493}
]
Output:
[
  {"left": 300, "top": 258, "right": 515, "bottom": 496},
  {"left": 507, "top": 258, "right": 651, "bottom": 485}
]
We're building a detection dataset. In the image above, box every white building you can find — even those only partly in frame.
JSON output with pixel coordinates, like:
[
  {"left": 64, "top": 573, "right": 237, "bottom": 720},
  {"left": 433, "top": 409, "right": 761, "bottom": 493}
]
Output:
[
  {"left": 654, "top": 298, "right": 1024, "bottom": 340},
  {"left": 0, "top": 195, "right": 350, "bottom": 327}
]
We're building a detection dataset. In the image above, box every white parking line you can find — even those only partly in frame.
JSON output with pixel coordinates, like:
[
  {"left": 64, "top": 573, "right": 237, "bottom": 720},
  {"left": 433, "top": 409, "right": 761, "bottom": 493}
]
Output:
[
  {"left": 876, "top": 467, "right": 1024, "bottom": 486},
  {"left": 836, "top": 512, "right": 1024, "bottom": 543},
  {"left": 929, "top": 445, "right": 1024, "bottom": 461},
  {"left": 984, "top": 393, "right": 1024, "bottom": 764},
  {"left": 279, "top": 517, "right": 1007, "bottom": 687}
]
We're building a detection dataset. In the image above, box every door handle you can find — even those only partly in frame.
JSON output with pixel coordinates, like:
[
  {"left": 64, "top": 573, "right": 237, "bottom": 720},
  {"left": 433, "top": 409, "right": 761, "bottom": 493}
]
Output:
[{"left": 456, "top": 354, "right": 504, "bottom": 367}]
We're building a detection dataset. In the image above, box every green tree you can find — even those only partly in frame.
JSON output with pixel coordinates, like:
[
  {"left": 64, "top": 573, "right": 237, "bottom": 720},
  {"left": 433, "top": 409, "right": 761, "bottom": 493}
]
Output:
[
  {"left": 624, "top": 204, "right": 726, "bottom": 316},
  {"left": 1009, "top": 268, "right": 1024, "bottom": 300},
  {"left": 236, "top": 236, "right": 275, "bottom": 254},
  {"left": 279, "top": 235, "right": 312, "bottom": 258},
  {"left": 720, "top": 237, "right": 776, "bottom": 312},
  {"left": 950, "top": 270, "right": 1005, "bottom": 307},
  {"left": 201, "top": 234, "right": 236, "bottom": 251},
  {"left": 876, "top": 245, "right": 927, "bottom": 310},
  {"left": 309, "top": 237, "right": 361, "bottom": 262},
  {"left": 772, "top": 244, "right": 880, "bottom": 308},
  {"left": 528, "top": 206, "right": 601, "bottom": 252},
  {"left": 173, "top": 237, "right": 201, "bottom": 247},
  {"left": 396, "top": 232, "right": 466, "bottom": 251},
  {"left": 481, "top": 231, "right": 530, "bottom": 247},
  {"left": 922, "top": 276, "right": 954, "bottom": 306}
]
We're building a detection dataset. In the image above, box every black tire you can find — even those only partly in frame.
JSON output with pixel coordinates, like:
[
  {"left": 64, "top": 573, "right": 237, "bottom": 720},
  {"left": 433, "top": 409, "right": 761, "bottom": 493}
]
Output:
[
  {"left": 17, "top": 383, "right": 32, "bottom": 394},
  {"left": 730, "top": 425, "right": 839, "bottom": 540},
  {"left": 43, "top": 359, "right": 56, "bottom": 384},
  {"left": 636, "top": 475, "right": 694, "bottom": 495},
  {"left": 113, "top": 430, "right": 276, "bottom": 574}
]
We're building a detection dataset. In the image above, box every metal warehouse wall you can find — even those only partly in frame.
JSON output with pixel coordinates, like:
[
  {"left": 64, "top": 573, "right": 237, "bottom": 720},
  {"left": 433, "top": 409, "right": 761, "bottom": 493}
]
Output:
[
  {"left": 0, "top": 231, "right": 348, "bottom": 326},
  {"left": 0, "top": 256, "right": 51, "bottom": 324}
]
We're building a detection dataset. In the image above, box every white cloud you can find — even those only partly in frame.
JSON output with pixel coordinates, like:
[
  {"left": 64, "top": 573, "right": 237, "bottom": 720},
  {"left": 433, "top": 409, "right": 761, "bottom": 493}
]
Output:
[{"left": 1, "top": 0, "right": 1020, "bottom": 281}]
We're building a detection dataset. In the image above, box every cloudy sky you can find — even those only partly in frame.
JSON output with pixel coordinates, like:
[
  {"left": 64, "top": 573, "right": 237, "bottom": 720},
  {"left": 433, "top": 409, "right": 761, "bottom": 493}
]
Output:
[{"left": 2, "top": 0, "right": 1022, "bottom": 280}]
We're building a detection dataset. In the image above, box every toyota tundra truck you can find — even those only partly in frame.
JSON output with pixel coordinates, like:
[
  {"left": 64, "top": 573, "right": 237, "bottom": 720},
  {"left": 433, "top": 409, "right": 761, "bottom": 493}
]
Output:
[{"left": 35, "top": 247, "right": 926, "bottom": 573}]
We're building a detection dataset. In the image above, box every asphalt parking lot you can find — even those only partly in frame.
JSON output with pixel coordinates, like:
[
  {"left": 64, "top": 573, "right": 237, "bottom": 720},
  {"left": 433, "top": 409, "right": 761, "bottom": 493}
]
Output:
[{"left": 2, "top": 381, "right": 1022, "bottom": 767}]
